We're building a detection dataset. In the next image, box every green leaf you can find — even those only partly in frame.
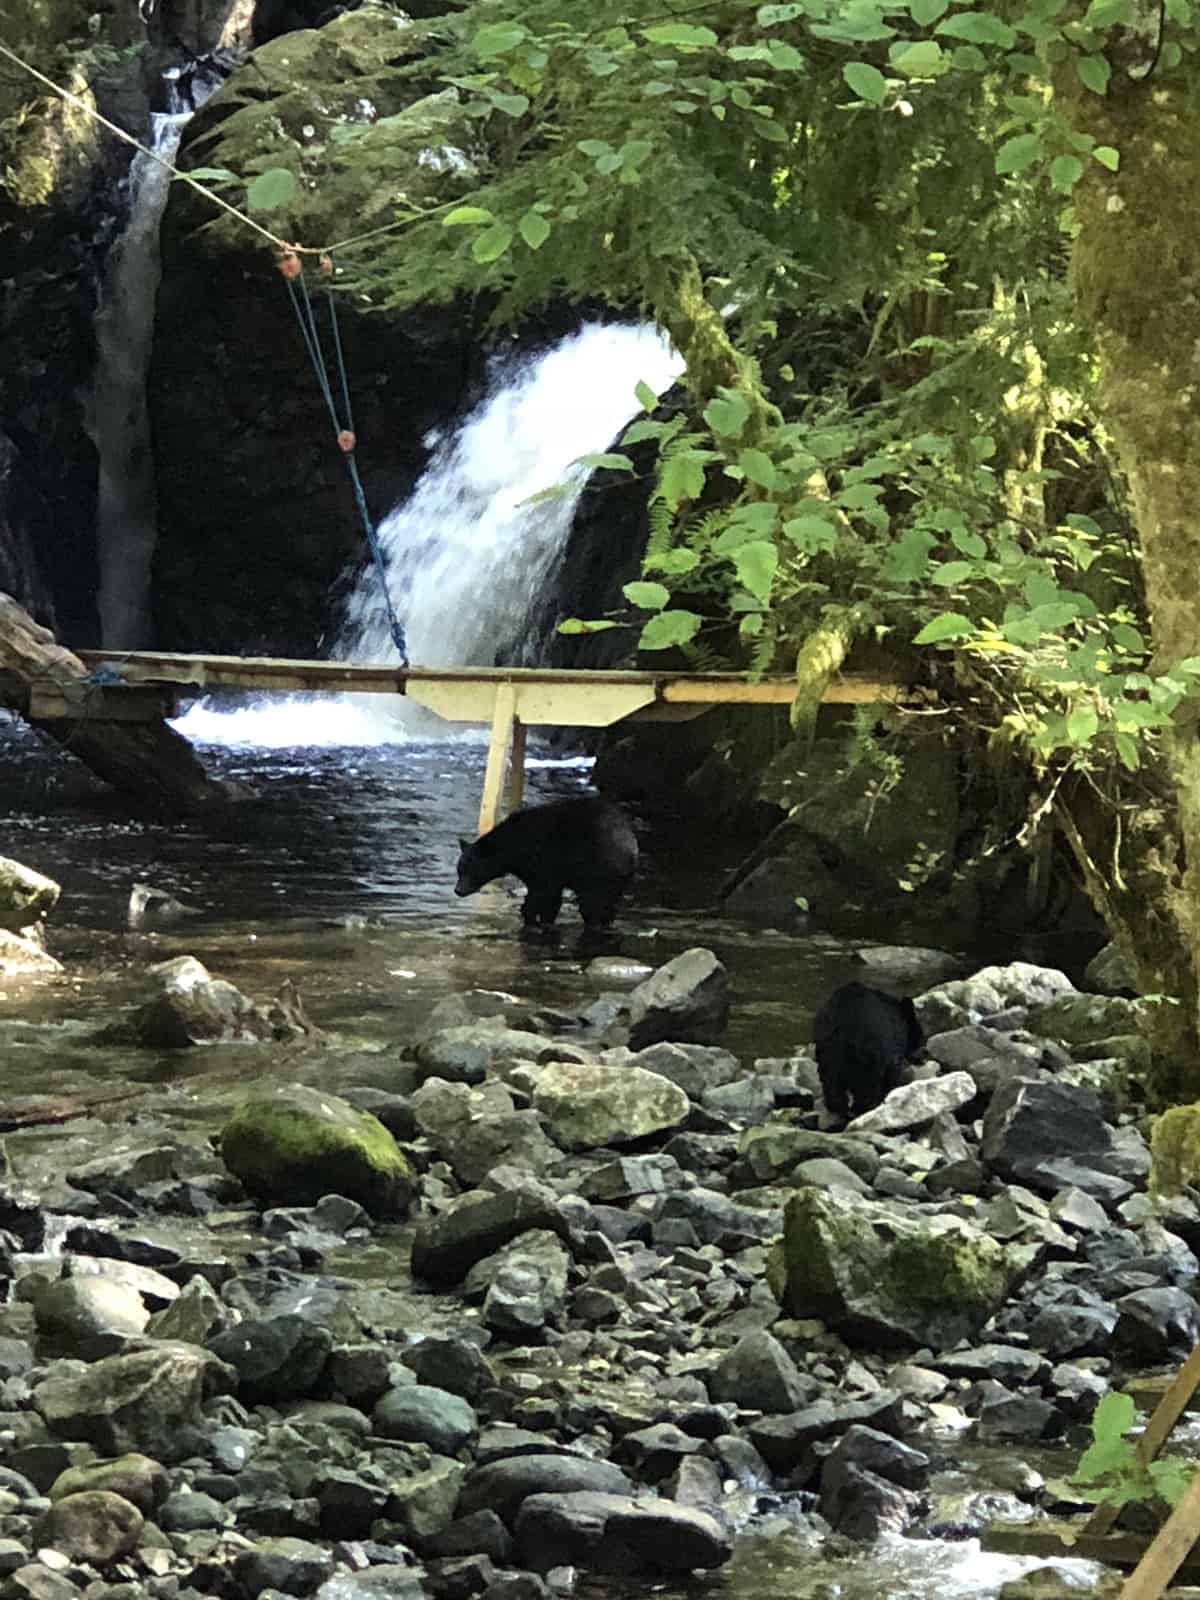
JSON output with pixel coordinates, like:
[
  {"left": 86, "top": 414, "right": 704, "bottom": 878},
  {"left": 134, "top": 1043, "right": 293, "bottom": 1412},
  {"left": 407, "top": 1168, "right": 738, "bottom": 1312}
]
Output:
[
  {"left": 575, "top": 451, "right": 633, "bottom": 471},
  {"left": 639, "top": 609, "right": 704, "bottom": 649},
  {"left": 951, "top": 528, "right": 987, "bottom": 558},
  {"left": 931, "top": 560, "right": 974, "bottom": 587},
  {"left": 443, "top": 205, "right": 495, "bottom": 226},
  {"left": 622, "top": 419, "right": 665, "bottom": 445},
  {"left": 519, "top": 210, "right": 552, "bottom": 249},
  {"left": 732, "top": 540, "right": 778, "bottom": 602},
  {"left": 1092, "top": 1392, "right": 1137, "bottom": 1443},
  {"left": 783, "top": 513, "right": 839, "bottom": 554},
  {"left": 891, "top": 39, "right": 945, "bottom": 73},
  {"left": 620, "top": 139, "right": 653, "bottom": 167},
  {"left": 558, "top": 617, "right": 620, "bottom": 634},
  {"left": 1077, "top": 52, "right": 1112, "bottom": 93},
  {"left": 245, "top": 168, "right": 298, "bottom": 212},
  {"left": 577, "top": 138, "right": 612, "bottom": 158},
  {"left": 1067, "top": 704, "right": 1099, "bottom": 745},
  {"left": 1112, "top": 623, "right": 1145, "bottom": 653},
  {"left": 738, "top": 448, "right": 777, "bottom": 488},
  {"left": 909, "top": 0, "right": 949, "bottom": 22},
  {"left": 624, "top": 580, "right": 670, "bottom": 610},
  {"left": 995, "top": 132, "right": 1043, "bottom": 175},
  {"left": 882, "top": 526, "right": 936, "bottom": 582},
  {"left": 1094, "top": 144, "right": 1120, "bottom": 171},
  {"left": 914, "top": 612, "right": 974, "bottom": 644},
  {"left": 740, "top": 612, "right": 765, "bottom": 637},
  {"left": 660, "top": 450, "right": 709, "bottom": 508},
  {"left": 1115, "top": 732, "right": 1140, "bottom": 771},
  {"left": 644, "top": 547, "right": 701, "bottom": 575},
  {"left": 490, "top": 91, "right": 530, "bottom": 116},
  {"left": 642, "top": 22, "right": 718, "bottom": 47},
  {"left": 185, "top": 165, "right": 236, "bottom": 181},
  {"left": 728, "top": 502, "right": 779, "bottom": 536},
  {"left": 471, "top": 223, "right": 514, "bottom": 262},
  {"left": 935, "top": 11, "right": 1016, "bottom": 43},
  {"left": 635, "top": 379, "right": 660, "bottom": 411},
  {"left": 703, "top": 389, "right": 751, "bottom": 439},
  {"left": 1050, "top": 154, "right": 1084, "bottom": 192},
  {"left": 472, "top": 21, "right": 526, "bottom": 58},
  {"left": 842, "top": 61, "right": 889, "bottom": 103}
]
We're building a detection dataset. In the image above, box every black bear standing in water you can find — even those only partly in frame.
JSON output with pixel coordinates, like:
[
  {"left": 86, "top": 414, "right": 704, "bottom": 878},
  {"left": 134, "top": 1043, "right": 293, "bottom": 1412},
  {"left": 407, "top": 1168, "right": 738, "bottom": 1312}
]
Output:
[
  {"left": 455, "top": 796, "right": 638, "bottom": 930},
  {"left": 812, "top": 981, "right": 925, "bottom": 1121}
]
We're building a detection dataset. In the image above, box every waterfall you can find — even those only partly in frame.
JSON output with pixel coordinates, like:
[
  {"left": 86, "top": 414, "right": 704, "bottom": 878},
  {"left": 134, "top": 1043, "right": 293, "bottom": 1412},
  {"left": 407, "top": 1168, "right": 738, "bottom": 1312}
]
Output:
[
  {"left": 88, "top": 110, "right": 189, "bottom": 650},
  {"left": 175, "top": 321, "right": 682, "bottom": 748},
  {"left": 334, "top": 321, "right": 682, "bottom": 669}
]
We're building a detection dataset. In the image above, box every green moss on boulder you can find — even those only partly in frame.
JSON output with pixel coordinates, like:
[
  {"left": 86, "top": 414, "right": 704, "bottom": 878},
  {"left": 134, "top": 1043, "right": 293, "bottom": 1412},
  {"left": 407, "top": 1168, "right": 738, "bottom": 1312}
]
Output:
[
  {"left": 1150, "top": 1104, "right": 1200, "bottom": 1197},
  {"left": 220, "top": 1081, "right": 414, "bottom": 1218}
]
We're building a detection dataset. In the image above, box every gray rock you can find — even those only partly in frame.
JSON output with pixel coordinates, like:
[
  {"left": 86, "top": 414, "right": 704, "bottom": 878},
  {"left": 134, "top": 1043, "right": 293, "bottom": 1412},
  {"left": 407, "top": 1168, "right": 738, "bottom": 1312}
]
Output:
[
  {"left": 26, "top": 1268, "right": 149, "bottom": 1356},
  {"left": 513, "top": 1489, "right": 731, "bottom": 1574},
  {"left": 626, "top": 949, "right": 731, "bottom": 1049},
  {"left": 233, "top": 1536, "right": 336, "bottom": 1596},
  {"left": 981, "top": 1078, "right": 1118, "bottom": 1192},
  {"left": 708, "top": 1329, "right": 811, "bottom": 1414},
  {"left": 611, "top": 1423, "right": 705, "bottom": 1484},
  {"left": 1115, "top": 1286, "right": 1200, "bottom": 1361},
  {"left": 473, "top": 1230, "right": 571, "bottom": 1337},
  {"left": 33, "top": 1343, "right": 228, "bottom": 1460},
  {"left": 415, "top": 1026, "right": 587, "bottom": 1085},
  {"left": 384, "top": 1455, "right": 467, "bottom": 1544},
  {"left": 846, "top": 1071, "right": 976, "bottom": 1134},
  {"left": 373, "top": 1384, "right": 479, "bottom": 1455},
  {"left": 34, "top": 1489, "right": 143, "bottom": 1564},
  {"left": 411, "top": 1181, "right": 570, "bottom": 1286},
  {"left": 457, "top": 1454, "right": 634, "bottom": 1526},
  {"left": 122, "top": 954, "right": 280, "bottom": 1046},
  {"left": 402, "top": 1336, "right": 493, "bottom": 1403},
  {"left": 0, "top": 856, "right": 59, "bottom": 930},
  {"left": 532, "top": 1061, "right": 689, "bottom": 1151},
  {"left": 748, "top": 1392, "right": 904, "bottom": 1474},
  {"left": 852, "top": 945, "right": 963, "bottom": 985},
  {"left": 206, "top": 1315, "right": 332, "bottom": 1403},
  {"left": 615, "top": 1041, "right": 740, "bottom": 1101},
  {"left": 146, "top": 1272, "right": 230, "bottom": 1344},
  {"left": 47, "top": 1452, "right": 167, "bottom": 1515},
  {"left": 158, "top": 1487, "right": 228, "bottom": 1530},
  {"left": 1083, "top": 941, "right": 1137, "bottom": 996},
  {"left": 579, "top": 1155, "right": 678, "bottom": 1204},
  {"left": 819, "top": 1424, "right": 931, "bottom": 1540},
  {"left": 792, "top": 1157, "right": 872, "bottom": 1196},
  {"left": 737, "top": 1125, "right": 880, "bottom": 1184},
  {"left": 316, "top": 1564, "right": 426, "bottom": 1598}
]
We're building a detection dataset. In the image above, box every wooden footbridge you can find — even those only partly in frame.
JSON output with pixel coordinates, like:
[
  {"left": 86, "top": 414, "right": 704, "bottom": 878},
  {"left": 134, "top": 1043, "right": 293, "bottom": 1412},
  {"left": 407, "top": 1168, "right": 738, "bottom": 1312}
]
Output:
[
  {"left": 0, "top": 593, "right": 916, "bottom": 828},
  {"left": 68, "top": 650, "right": 916, "bottom": 830}
]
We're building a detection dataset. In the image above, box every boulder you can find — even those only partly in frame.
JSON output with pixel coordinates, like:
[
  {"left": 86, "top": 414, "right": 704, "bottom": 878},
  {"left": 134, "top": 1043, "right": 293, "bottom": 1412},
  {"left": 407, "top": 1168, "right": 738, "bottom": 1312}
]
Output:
[
  {"left": 220, "top": 1081, "right": 414, "bottom": 1218},
  {"left": 513, "top": 1490, "right": 731, "bottom": 1574},
  {"left": 770, "top": 1186, "right": 1028, "bottom": 1350},
  {"left": 626, "top": 949, "right": 730, "bottom": 1048},
  {"left": 532, "top": 1061, "right": 689, "bottom": 1150},
  {"left": 411, "top": 1181, "right": 570, "bottom": 1286},
  {"left": 33, "top": 1489, "right": 142, "bottom": 1565},
  {"left": 32, "top": 1342, "right": 230, "bottom": 1460},
  {"left": 0, "top": 855, "right": 59, "bottom": 931}
]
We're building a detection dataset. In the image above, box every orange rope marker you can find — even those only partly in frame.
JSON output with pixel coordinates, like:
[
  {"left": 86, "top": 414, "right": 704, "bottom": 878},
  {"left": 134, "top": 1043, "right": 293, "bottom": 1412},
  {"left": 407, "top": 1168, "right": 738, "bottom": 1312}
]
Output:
[
  {"left": 277, "top": 249, "right": 302, "bottom": 280},
  {"left": 319, "top": 253, "right": 334, "bottom": 278},
  {"left": 336, "top": 429, "right": 356, "bottom": 453}
]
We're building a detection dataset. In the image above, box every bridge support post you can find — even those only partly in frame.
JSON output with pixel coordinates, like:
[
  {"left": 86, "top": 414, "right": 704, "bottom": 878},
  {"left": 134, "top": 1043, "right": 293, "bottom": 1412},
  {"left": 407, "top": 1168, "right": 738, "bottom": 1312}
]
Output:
[{"left": 478, "top": 682, "right": 518, "bottom": 834}]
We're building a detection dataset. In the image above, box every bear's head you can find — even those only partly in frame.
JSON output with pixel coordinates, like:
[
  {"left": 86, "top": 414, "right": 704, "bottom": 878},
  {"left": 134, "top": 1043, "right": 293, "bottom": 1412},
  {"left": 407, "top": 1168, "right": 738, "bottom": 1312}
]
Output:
[{"left": 455, "top": 834, "right": 498, "bottom": 897}]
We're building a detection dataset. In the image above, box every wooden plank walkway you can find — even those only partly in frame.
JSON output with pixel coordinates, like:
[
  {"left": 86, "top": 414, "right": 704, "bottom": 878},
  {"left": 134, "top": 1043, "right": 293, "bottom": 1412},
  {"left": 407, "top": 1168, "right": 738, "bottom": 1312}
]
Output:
[{"left": 62, "top": 653, "right": 919, "bottom": 831}]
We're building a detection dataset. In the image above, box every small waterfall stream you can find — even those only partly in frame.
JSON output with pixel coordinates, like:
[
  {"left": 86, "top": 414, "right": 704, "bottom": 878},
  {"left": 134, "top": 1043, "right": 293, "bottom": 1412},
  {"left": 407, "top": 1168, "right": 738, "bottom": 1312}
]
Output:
[
  {"left": 89, "top": 110, "right": 190, "bottom": 650},
  {"left": 178, "top": 320, "right": 682, "bottom": 747}
]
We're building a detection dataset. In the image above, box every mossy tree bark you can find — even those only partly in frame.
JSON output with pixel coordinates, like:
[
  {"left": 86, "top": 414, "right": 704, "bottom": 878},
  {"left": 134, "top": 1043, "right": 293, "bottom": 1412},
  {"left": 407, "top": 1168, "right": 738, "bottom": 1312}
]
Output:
[{"left": 1061, "top": 62, "right": 1200, "bottom": 1092}]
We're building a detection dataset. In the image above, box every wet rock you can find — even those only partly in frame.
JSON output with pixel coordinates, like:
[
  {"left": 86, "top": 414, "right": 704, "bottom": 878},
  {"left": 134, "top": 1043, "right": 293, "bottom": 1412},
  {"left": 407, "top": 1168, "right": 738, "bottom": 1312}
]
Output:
[
  {"left": 207, "top": 1314, "right": 333, "bottom": 1403},
  {"left": 411, "top": 1182, "right": 570, "bottom": 1286},
  {"left": 981, "top": 1078, "right": 1119, "bottom": 1193},
  {"left": 233, "top": 1536, "right": 336, "bottom": 1596},
  {"left": 0, "top": 927, "right": 63, "bottom": 974},
  {"left": 846, "top": 1071, "right": 976, "bottom": 1134},
  {"left": 422, "top": 1507, "right": 513, "bottom": 1562},
  {"left": 611, "top": 1422, "right": 706, "bottom": 1484},
  {"left": 415, "top": 1026, "right": 587, "bottom": 1086},
  {"left": 513, "top": 1489, "right": 731, "bottom": 1574},
  {"left": 373, "top": 1385, "right": 479, "bottom": 1455},
  {"left": 933, "top": 1345, "right": 1051, "bottom": 1387},
  {"left": 626, "top": 949, "right": 731, "bottom": 1049},
  {"left": 772, "top": 1186, "right": 1028, "bottom": 1349},
  {"left": 708, "top": 1329, "right": 811, "bottom": 1414},
  {"left": 316, "top": 1568, "right": 427, "bottom": 1598},
  {"left": 127, "top": 881, "right": 198, "bottom": 928},
  {"left": 852, "top": 945, "right": 963, "bottom": 985},
  {"left": 33, "top": 1342, "right": 230, "bottom": 1460},
  {"left": 1115, "top": 1286, "right": 1200, "bottom": 1360},
  {"left": 34, "top": 1489, "right": 143, "bottom": 1564},
  {"left": 0, "top": 856, "right": 60, "bottom": 931},
  {"left": 25, "top": 1266, "right": 150, "bottom": 1355},
  {"left": 531, "top": 1061, "right": 689, "bottom": 1150},
  {"left": 147, "top": 1272, "right": 234, "bottom": 1344},
  {"left": 737, "top": 1125, "right": 880, "bottom": 1185},
  {"left": 472, "top": 1230, "right": 571, "bottom": 1338},
  {"left": 656, "top": 1188, "right": 775, "bottom": 1247},
  {"left": 457, "top": 1455, "right": 634, "bottom": 1526},
  {"left": 918, "top": 962, "right": 1076, "bottom": 1032},
  {"left": 402, "top": 1337, "right": 494, "bottom": 1403},
  {"left": 612, "top": 1041, "right": 741, "bottom": 1101},
  {"left": 220, "top": 1081, "right": 415, "bottom": 1218},
  {"left": 747, "top": 1392, "right": 904, "bottom": 1475},
  {"left": 976, "top": 1389, "right": 1064, "bottom": 1444},
  {"left": 48, "top": 1452, "right": 167, "bottom": 1516},
  {"left": 117, "top": 954, "right": 279, "bottom": 1046},
  {"left": 579, "top": 1154, "right": 678, "bottom": 1204},
  {"left": 159, "top": 1485, "right": 229, "bottom": 1530},
  {"left": 412, "top": 1079, "right": 559, "bottom": 1185},
  {"left": 819, "top": 1425, "right": 930, "bottom": 1539}
]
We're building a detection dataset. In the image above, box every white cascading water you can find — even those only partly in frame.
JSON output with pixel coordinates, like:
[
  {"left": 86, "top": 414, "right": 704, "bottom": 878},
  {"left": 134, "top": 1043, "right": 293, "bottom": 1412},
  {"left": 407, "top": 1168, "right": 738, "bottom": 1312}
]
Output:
[
  {"left": 178, "top": 321, "right": 683, "bottom": 747},
  {"left": 89, "top": 110, "right": 190, "bottom": 650}
]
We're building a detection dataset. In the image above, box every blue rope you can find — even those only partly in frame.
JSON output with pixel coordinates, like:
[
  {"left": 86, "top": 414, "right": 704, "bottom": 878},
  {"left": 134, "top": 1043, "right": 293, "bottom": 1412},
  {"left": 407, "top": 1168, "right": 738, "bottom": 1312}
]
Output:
[{"left": 283, "top": 265, "right": 410, "bottom": 667}]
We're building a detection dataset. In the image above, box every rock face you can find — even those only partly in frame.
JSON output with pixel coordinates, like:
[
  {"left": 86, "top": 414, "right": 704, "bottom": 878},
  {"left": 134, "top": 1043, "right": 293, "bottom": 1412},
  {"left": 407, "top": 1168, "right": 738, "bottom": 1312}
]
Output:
[
  {"left": 220, "top": 1081, "right": 415, "bottom": 1217},
  {"left": 772, "top": 1185, "right": 1026, "bottom": 1350}
]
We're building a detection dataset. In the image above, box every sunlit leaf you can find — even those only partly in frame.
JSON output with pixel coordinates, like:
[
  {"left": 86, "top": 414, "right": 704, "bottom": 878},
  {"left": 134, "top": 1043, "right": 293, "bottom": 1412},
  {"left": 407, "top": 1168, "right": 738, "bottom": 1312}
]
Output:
[
  {"left": 518, "top": 210, "right": 551, "bottom": 249},
  {"left": 914, "top": 612, "right": 974, "bottom": 644},
  {"left": 246, "top": 168, "right": 298, "bottom": 211},
  {"left": 624, "top": 580, "right": 670, "bottom": 610},
  {"left": 732, "top": 540, "right": 779, "bottom": 602},
  {"left": 843, "top": 61, "right": 888, "bottom": 103},
  {"left": 639, "top": 609, "right": 704, "bottom": 649},
  {"left": 471, "top": 222, "right": 514, "bottom": 262}
]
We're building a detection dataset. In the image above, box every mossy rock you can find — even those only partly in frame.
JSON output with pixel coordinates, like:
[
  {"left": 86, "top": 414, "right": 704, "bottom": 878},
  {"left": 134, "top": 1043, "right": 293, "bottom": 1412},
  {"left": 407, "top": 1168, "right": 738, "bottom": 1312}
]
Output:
[
  {"left": 220, "top": 1081, "right": 414, "bottom": 1218},
  {"left": 1150, "top": 1103, "right": 1200, "bottom": 1197}
]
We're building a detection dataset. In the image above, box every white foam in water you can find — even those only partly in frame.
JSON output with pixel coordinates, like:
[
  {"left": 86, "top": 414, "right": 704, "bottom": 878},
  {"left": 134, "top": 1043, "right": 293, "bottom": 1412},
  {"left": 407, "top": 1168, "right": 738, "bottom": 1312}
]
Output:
[{"left": 178, "top": 321, "right": 682, "bottom": 749}]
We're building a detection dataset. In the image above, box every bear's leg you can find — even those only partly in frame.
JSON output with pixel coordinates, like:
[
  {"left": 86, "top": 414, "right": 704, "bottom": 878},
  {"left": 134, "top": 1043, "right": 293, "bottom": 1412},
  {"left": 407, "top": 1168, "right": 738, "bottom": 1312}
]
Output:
[
  {"left": 577, "top": 884, "right": 621, "bottom": 928},
  {"left": 522, "top": 884, "right": 563, "bottom": 926}
]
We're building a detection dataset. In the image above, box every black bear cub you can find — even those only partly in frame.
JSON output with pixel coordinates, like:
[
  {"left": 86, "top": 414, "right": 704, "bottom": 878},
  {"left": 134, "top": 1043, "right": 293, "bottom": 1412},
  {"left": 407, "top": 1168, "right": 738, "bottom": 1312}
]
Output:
[
  {"left": 455, "top": 796, "right": 637, "bottom": 930},
  {"left": 812, "top": 981, "right": 925, "bottom": 1122}
]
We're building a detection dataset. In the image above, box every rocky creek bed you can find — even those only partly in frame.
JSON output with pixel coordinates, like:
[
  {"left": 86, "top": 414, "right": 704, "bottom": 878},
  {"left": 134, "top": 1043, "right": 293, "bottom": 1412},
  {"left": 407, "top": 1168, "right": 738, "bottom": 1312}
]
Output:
[{"left": 0, "top": 845, "right": 1184, "bottom": 1600}]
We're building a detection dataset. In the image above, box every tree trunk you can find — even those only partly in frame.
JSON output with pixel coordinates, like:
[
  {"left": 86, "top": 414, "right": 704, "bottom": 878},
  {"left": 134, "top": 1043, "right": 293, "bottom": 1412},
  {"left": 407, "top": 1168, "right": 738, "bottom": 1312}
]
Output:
[
  {"left": 0, "top": 591, "right": 247, "bottom": 811},
  {"left": 1060, "top": 63, "right": 1200, "bottom": 1090}
]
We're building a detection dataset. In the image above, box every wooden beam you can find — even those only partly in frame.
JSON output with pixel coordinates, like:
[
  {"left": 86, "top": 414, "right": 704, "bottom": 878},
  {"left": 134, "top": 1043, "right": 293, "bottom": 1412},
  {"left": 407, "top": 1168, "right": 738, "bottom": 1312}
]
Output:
[
  {"left": 983, "top": 1518, "right": 1200, "bottom": 1577},
  {"left": 1120, "top": 1470, "right": 1200, "bottom": 1600},
  {"left": 508, "top": 719, "right": 527, "bottom": 815},
  {"left": 478, "top": 682, "right": 517, "bottom": 834}
]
